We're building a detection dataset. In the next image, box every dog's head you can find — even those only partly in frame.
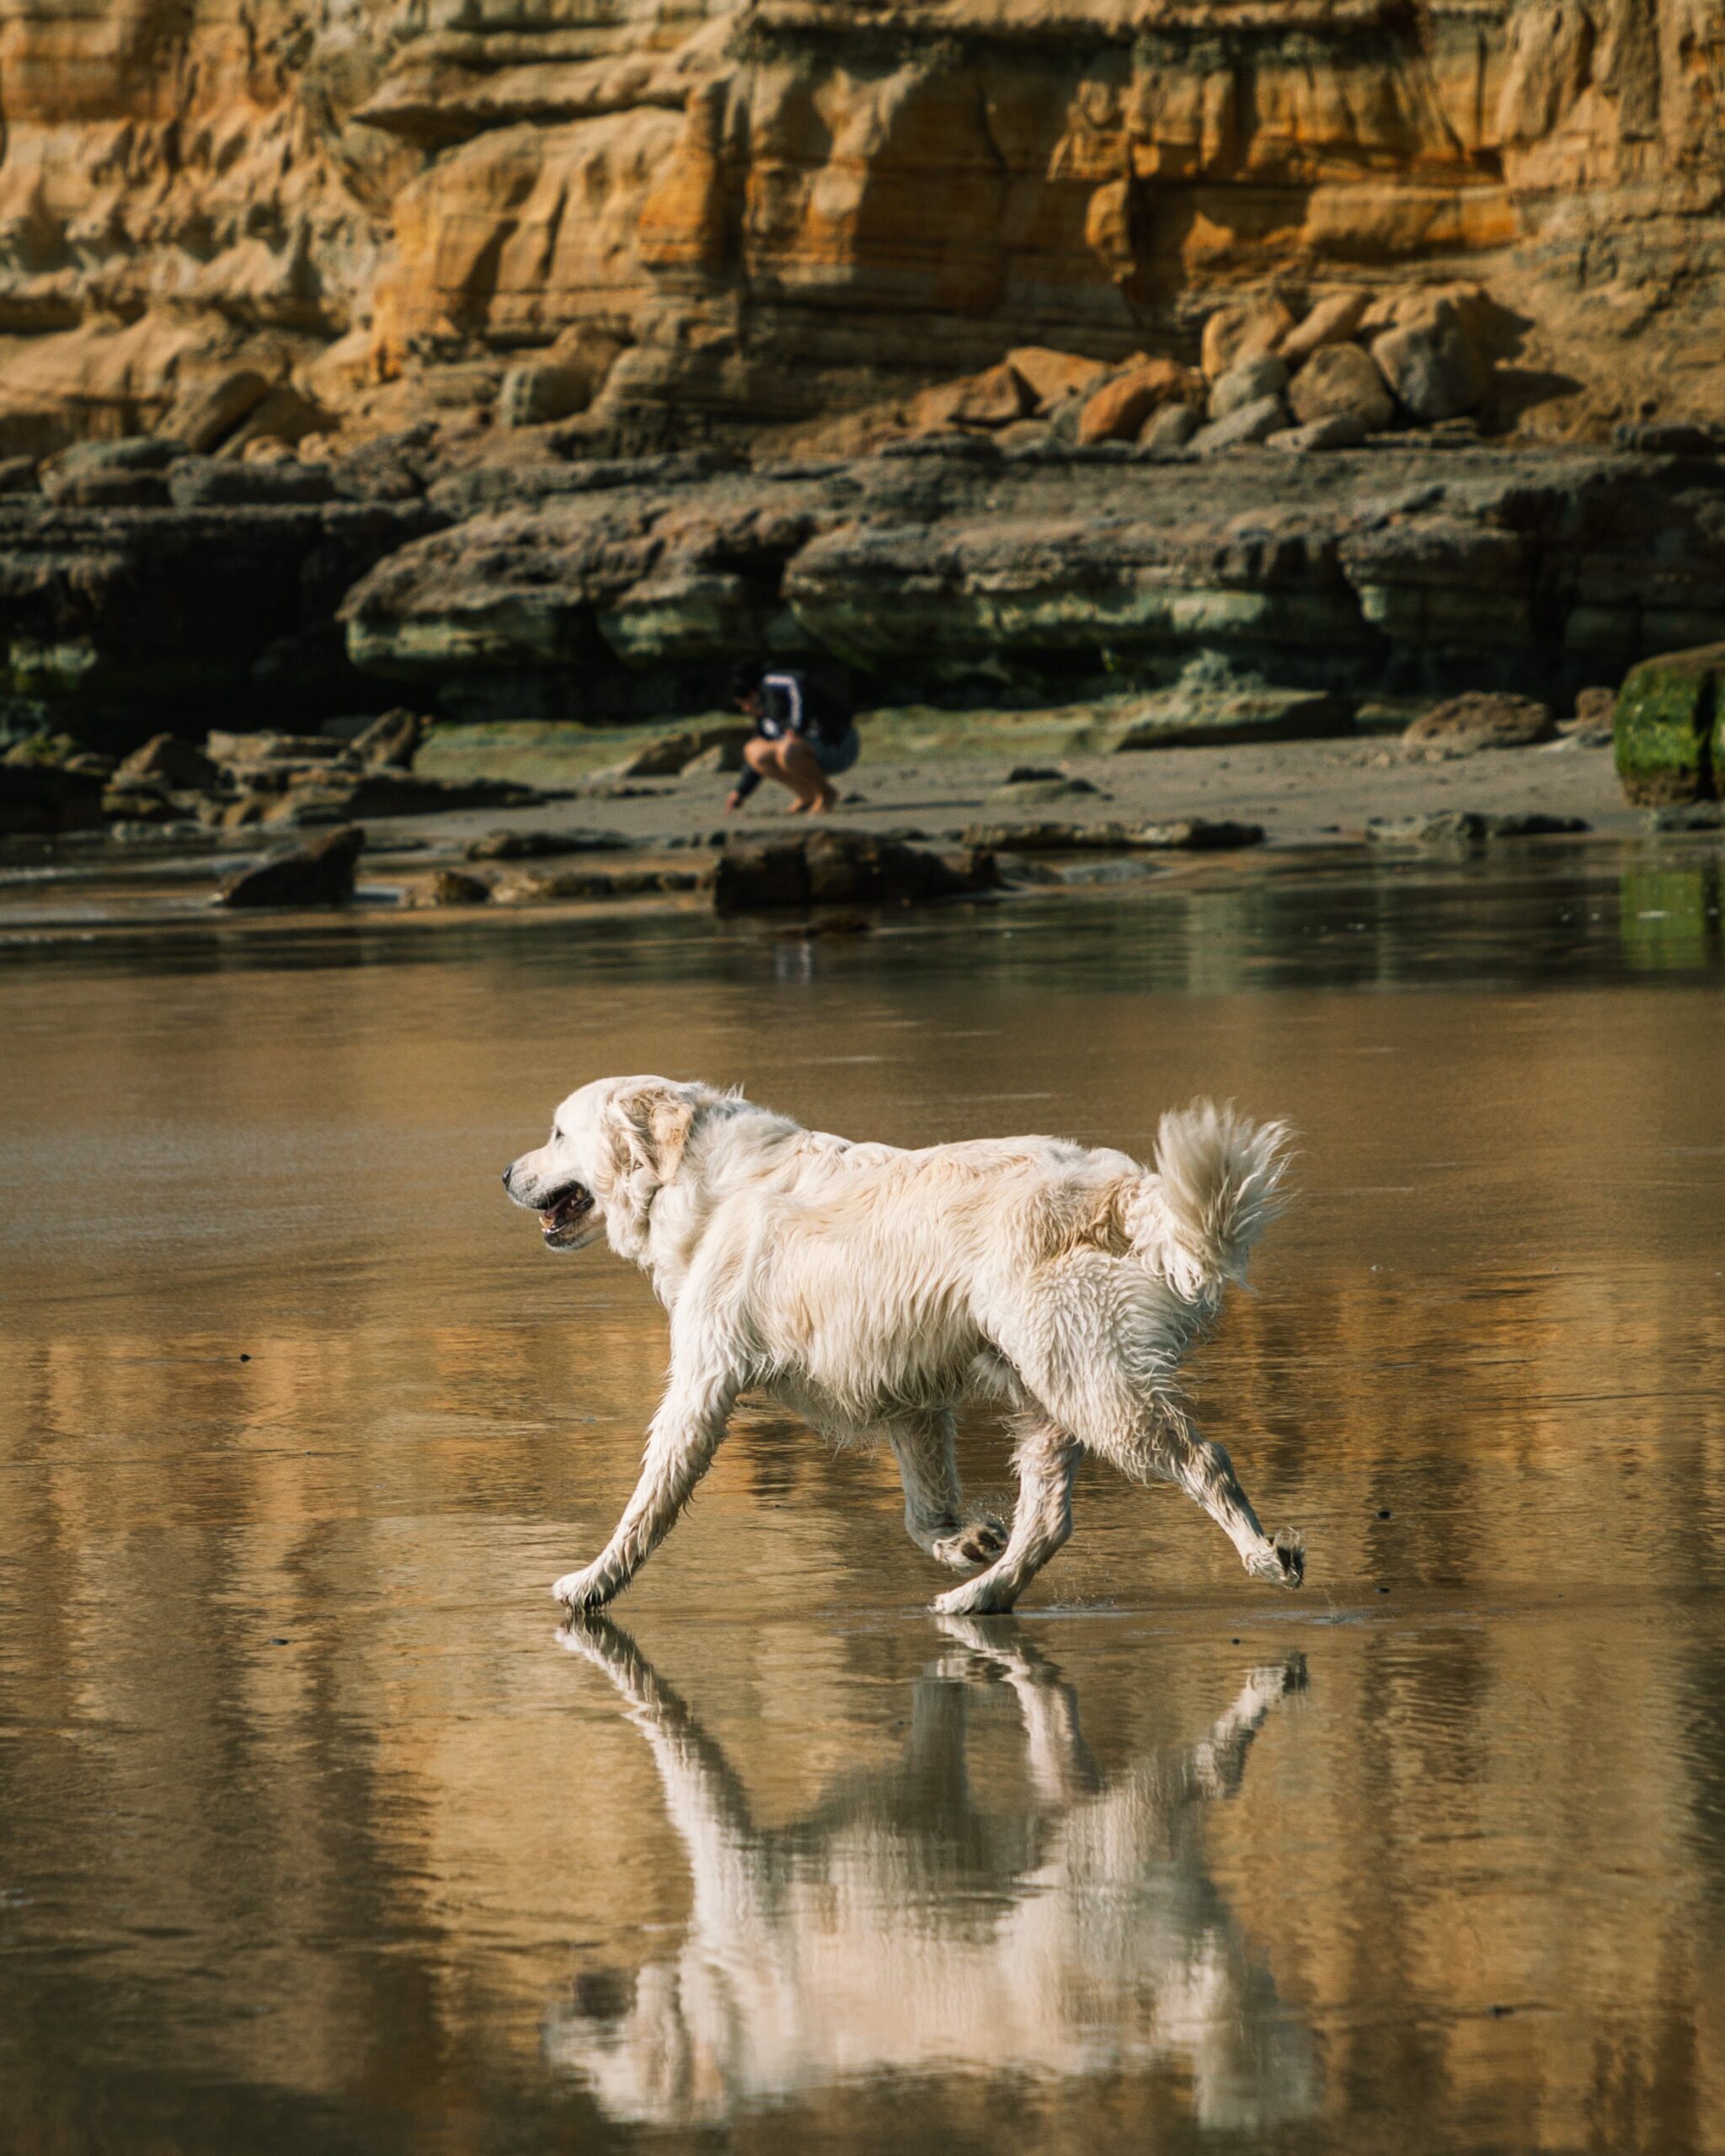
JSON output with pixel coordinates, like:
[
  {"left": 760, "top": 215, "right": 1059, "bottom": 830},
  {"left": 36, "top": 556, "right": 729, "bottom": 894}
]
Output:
[{"left": 504, "top": 1076, "right": 717, "bottom": 1258}]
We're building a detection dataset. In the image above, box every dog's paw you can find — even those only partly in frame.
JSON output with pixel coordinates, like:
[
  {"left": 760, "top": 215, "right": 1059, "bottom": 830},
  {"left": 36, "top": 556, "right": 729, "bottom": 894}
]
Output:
[
  {"left": 1249, "top": 1529, "right": 1305, "bottom": 1589},
  {"left": 932, "top": 1574, "right": 1018, "bottom": 1618},
  {"left": 931, "top": 1513, "right": 1009, "bottom": 1571},
  {"left": 552, "top": 1567, "right": 613, "bottom": 1611}
]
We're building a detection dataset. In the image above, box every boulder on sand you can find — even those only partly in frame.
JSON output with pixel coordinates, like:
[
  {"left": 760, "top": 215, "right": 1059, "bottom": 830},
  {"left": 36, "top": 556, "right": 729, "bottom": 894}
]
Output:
[
  {"left": 1288, "top": 343, "right": 1397, "bottom": 432},
  {"left": 713, "top": 829, "right": 996, "bottom": 912},
  {"left": 216, "top": 825, "right": 364, "bottom": 907},
  {"left": 1402, "top": 694, "right": 1555, "bottom": 753},
  {"left": 1078, "top": 359, "right": 1195, "bottom": 445},
  {"left": 1612, "top": 643, "right": 1725, "bottom": 804}
]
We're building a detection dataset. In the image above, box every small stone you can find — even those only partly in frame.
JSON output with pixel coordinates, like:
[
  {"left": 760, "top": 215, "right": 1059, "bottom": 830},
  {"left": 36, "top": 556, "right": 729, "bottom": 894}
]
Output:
[
  {"left": 1267, "top": 414, "right": 1368, "bottom": 453},
  {"left": 465, "top": 827, "right": 633, "bottom": 861},
  {"left": 1279, "top": 291, "right": 1370, "bottom": 366},
  {"left": 1646, "top": 800, "right": 1724, "bottom": 830},
  {"left": 1210, "top": 353, "right": 1289, "bottom": 421},
  {"left": 1139, "top": 402, "right": 1199, "bottom": 451},
  {"left": 425, "top": 868, "right": 492, "bottom": 905},
  {"left": 161, "top": 368, "right": 275, "bottom": 453},
  {"left": 350, "top": 708, "right": 425, "bottom": 770},
  {"left": 1188, "top": 394, "right": 1288, "bottom": 456}
]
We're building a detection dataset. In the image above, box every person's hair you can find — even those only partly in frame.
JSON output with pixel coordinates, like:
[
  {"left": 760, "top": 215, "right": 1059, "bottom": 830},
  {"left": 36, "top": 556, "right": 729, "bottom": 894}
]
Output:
[{"left": 728, "top": 663, "right": 760, "bottom": 702}]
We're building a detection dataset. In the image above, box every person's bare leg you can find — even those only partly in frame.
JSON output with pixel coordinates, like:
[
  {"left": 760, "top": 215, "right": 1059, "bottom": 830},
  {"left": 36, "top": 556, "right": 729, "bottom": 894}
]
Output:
[{"left": 776, "top": 736, "right": 836, "bottom": 814}]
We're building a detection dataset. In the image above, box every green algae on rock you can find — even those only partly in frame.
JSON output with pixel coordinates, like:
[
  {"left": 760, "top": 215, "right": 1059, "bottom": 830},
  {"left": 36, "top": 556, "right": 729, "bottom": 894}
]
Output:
[{"left": 1614, "top": 645, "right": 1725, "bottom": 807}]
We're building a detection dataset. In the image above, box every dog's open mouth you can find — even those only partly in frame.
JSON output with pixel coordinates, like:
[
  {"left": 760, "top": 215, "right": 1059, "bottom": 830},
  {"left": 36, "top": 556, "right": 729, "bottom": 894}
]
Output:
[{"left": 538, "top": 1182, "right": 595, "bottom": 1243}]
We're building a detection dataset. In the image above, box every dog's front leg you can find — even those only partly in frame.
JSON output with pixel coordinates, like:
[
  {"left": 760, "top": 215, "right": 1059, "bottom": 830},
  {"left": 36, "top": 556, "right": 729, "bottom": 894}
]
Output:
[{"left": 553, "top": 1363, "right": 739, "bottom": 1610}]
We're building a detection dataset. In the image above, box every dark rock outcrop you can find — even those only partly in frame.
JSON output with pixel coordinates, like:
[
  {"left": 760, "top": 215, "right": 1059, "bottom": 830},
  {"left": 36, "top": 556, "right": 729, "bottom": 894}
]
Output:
[
  {"left": 216, "top": 825, "right": 364, "bottom": 907},
  {"left": 713, "top": 830, "right": 997, "bottom": 913}
]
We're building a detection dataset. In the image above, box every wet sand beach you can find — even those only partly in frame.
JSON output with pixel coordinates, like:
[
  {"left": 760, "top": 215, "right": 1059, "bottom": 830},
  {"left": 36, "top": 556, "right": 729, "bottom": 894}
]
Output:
[{"left": 3, "top": 848, "right": 1723, "bottom": 2153}]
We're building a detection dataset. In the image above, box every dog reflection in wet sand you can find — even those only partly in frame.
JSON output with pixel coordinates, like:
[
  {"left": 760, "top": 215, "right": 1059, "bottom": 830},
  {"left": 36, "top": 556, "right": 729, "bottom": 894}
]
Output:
[{"left": 546, "top": 1620, "right": 1316, "bottom": 2132}]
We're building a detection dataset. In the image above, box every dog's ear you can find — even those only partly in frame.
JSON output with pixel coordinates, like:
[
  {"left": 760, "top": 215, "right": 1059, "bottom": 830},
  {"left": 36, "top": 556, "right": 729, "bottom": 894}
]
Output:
[{"left": 606, "top": 1084, "right": 697, "bottom": 1186}]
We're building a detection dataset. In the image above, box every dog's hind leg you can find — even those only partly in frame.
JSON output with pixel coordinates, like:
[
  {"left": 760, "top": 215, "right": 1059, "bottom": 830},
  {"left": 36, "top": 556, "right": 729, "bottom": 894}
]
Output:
[
  {"left": 553, "top": 1359, "right": 739, "bottom": 1610},
  {"left": 1156, "top": 1411, "right": 1305, "bottom": 1589},
  {"left": 930, "top": 1419, "right": 1078, "bottom": 1616},
  {"left": 984, "top": 1252, "right": 1302, "bottom": 1594},
  {"left": 886, "top": 1412, "right": 1007, "bottom": 1571}
]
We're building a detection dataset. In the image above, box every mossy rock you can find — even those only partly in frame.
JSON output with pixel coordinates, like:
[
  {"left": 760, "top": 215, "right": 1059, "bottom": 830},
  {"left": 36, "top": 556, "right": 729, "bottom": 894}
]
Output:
[{"left": 1614, "top": 643, "right": 1724, "bottom": 804}]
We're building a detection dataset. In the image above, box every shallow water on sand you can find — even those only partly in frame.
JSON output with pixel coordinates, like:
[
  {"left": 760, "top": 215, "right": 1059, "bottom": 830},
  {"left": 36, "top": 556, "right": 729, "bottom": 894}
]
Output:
[{"left": 3, "top": 846, "right": 1724, "bottom": 2155}]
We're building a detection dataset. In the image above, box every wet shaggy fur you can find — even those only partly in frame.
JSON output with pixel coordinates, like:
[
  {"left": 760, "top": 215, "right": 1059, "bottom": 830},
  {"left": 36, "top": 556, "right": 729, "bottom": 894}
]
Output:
[{"left": 504, "top": 1076, "right": 1304, "bottom": 1614}]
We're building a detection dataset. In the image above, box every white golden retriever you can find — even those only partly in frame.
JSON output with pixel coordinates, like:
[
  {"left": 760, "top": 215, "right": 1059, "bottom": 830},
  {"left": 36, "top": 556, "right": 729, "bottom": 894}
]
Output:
[{"left": 505, "top": 1075, "right": 1303, "bottom": 1614}]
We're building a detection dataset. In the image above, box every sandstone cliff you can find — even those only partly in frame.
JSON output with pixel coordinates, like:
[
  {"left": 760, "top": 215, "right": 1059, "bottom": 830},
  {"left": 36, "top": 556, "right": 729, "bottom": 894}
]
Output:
[{"left": 0, "top": 0, "right": 1723, "bottom": 450}]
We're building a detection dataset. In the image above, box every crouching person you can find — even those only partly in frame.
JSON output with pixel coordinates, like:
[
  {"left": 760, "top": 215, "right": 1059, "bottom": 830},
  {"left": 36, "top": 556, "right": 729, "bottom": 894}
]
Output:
[{"left": 724, "top": 666, "right": 859, "bottom": 816}]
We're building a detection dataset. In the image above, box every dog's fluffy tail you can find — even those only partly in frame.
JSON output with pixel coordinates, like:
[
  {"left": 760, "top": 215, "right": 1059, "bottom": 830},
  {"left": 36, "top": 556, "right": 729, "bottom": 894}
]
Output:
[{"left": 1123, "top": 1101, "right": 1292, "bottom": 1305}]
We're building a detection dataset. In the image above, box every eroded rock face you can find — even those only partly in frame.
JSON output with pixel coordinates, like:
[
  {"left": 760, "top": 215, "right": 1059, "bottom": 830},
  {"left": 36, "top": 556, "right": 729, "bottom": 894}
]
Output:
[
  {"left": 334, "top": 440, "right": 1725, "bottom": 719},
  {"left": 1, "top": 0, "right": 1724, "bottom": 442}
]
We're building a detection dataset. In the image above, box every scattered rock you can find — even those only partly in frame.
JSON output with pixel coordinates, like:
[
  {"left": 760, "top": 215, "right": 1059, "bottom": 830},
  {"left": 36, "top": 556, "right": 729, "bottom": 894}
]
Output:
[
  {"left": 1140, "top": 402, "right": 1199, "bottom": 451},
  {"left": 1078, "top": 359, "right": 1195, "bottom": 445},
  {"left": 1279, "top": 292, "right": 1370, "bottom": 366},
  {"left": 596, "top": 723, "right": 753, "bottom": 778},
  {"left": 0, "top": 456, "right": 40, "bottom": 494},
  {"left": 1366, "top": 811, "right": 1493, "bottom": 845},
  {"left": 492, "top": 864, "right": 703, "bottom": 902},
  {"left": 1130, "top": 817, "right": 1266, "bottom": 849},
  {"left": 1268, "top": 414, "right": 1369, "bottom": 453},
  {"left": 912, "top": 362, "right": 1033, "bottom": 432},
  {"left": 1402, "top": 694, "right": 1556, "bottom": 752},
  {"left": 987, "top": 773, "right": 1101, "bottom": 803},
  {"left": 1201, "top": 299, "right": 1295, "bottom": 381},
  {"left": 1210, "top": 354, "right": 1289, "bottom": 420},
  {"left": 1488, "top": 812, "right": 1591, "bottom": 836},
  {"left": 465, "top": 827, "right": 634, "bottom": 860},
  {"left": 1365, "top": 810, "right": 1587, "bottom": 844},
  {"left": 959, "top": 817, "right": 1262, "bottom": 851},
  {"left": 425, "top": 868, "right": 493, "bottom": 905},
  {"left": 1006, "top": 347, "right": 1108, "bottom": 411},
  {"left": 1559, "top": 686, "right": 1616, "bottom": 746},
  {"left": 1188, "top": 394, "right": 1287, "bottom": 456},
  {"left": 114, "top": 734, "right": 223, "bottom": 790},
  {"left": 1613, "top": 642, "right": 1725, "bottom": 803},
  {"left": 713, "top": 830, "right": 997, "bottom": 912},
  {"left": 208, "top": 730, "right": 350, "bottom": 766},
  {"left": 216, "top": 825, "right": 364, "bottom": 907},
  {"left": 1645, "top": 800, "right": 1724, "bottom": 830},
  {"left": 1114, "top": 686, "right": 1345, "bottom": 748},
  {"left": 161, "top": 370, "right": 275, "bottom": 453},
  {"left": 1372, "top": 318, "right": 1487, "bottom": 423},
  {"left": 350, "top": 708, "right": 425, "bottom": 769},
  {"left": 1288, "top": 343, "right": 1397, "bottom": 432}
]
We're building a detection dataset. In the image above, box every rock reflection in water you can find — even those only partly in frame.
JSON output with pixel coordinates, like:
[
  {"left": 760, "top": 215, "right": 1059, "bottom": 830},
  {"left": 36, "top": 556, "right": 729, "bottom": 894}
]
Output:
[{"left": 547, "top": 1619, "right": 1317, "bottom": 2132}]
